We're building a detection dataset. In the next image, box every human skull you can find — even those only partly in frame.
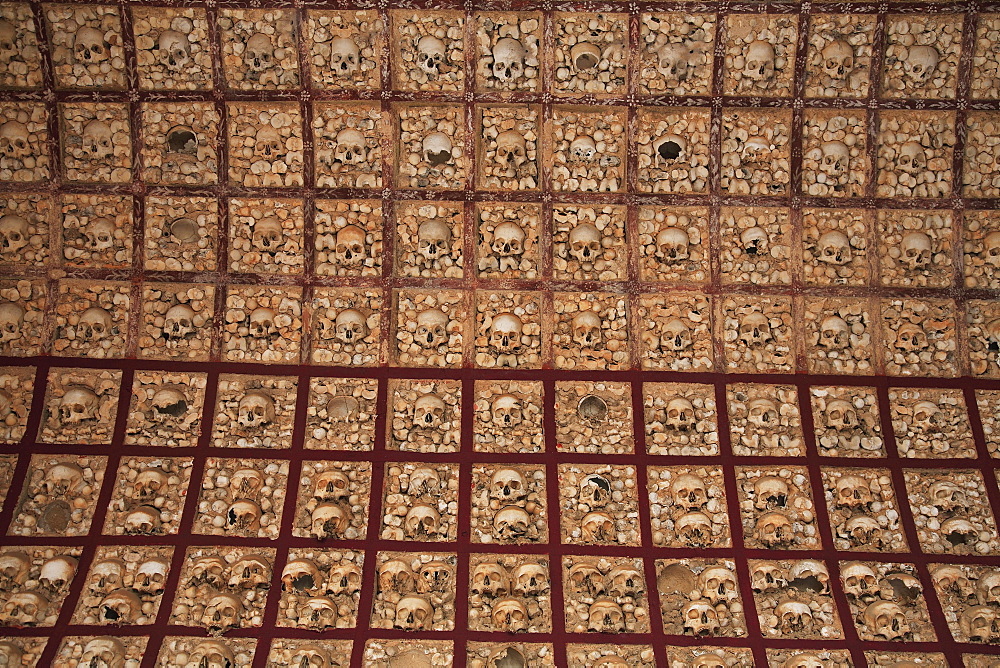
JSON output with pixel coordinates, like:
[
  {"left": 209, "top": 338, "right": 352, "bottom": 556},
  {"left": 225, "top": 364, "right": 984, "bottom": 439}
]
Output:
[
  {"left": 0, "top": 388, "right": 9, "bottom": 420},
  {"left": 656, "top": 227, "right": 689, "bottom": 262},
  {"left": 417, "top": 560, "right": 452, "bottom": 593},
  {"left": 329, "top": 37, "right": 360, "bottom": 75},
  {"left": 568, "top": 222, "right": 602, "bottom": 263},
  {"left": 664, "top": 396, "right": 696, "bottom": 431},
  {"left": 299, "top": 597, "right": 338, "bottom": 630},
  {"left": 251, "top": 217, "right": 283, "bottom": 252},
  {"left": 202, "top": 592, "right": 243, "bottom": 631},
  {"left": 699, "top": 566, "right": 738, "bottom": 605},
  {"left": 0, "top": 590, "right": 47, "bottom": 626},
  {"left": 588, "top": 599, "right": 625, "bottom": 633},
  {"left": 98, "top": 588, "right": 140, "bottom": 624},
  {"left": 169, "top": 217, "right": 199, "bottom": 244},
  {"left": 820, "top": 141, "right": 850, "bottom": 178},
  {"left": 414, "top": 308, "right": 448, "bottom": 348},
  {"left": 492, "top": 597, "right": 528, "bottom": 632},
  {"left": 490, "top": 394, "right": 522, "bottom": 428},
  {"left": 659, "top": 318, "right": 692, "bottom": 352},
  {"left": 864, "top": 600, "right": 910, "bottom": 640},
  {"left": 978, "top": 571, "right": 1000, "bottom": 606},
  {"left": 981, "top": 231, "right": 1000, "bottom": 267},
  {"left": 941, "top": 517, "right": 979, "bottom": 547},
  {"left": 249, "top": 307, "right": 276, "bottom": 339},
  {"left": 569, "top": 135, "right": 597, "bottom": 162},
  {"left": 471, "top": 562, "right": 510, "bottom": 597},
  {"left": 313, "top": 470, "right": 350, "bottom": 501},
  {"left": 495, "top": 130, "right": 526, "bottom": 169},
  {"left": 281, "top": 558, "right": 321, "bottom": 593},
  {"left": 738, "top": 311, "right": 771, "bottom": 346},
  {"left": 230, "top": 468, "right": 264, "bottom": 499},
  {"left": 78, "top": 306, "right": 112, "bottom": 341},
  {"left": 741, "top": 136, "right": 771, "bottom": 164},
  {"left": 569, "top": 41, "right": 602, "bottom": 72},
  {"left": 492, "top": 221, "right": 525, "bottom": 258},
  {"left": 407, "top": 467, "right": 440, "bottom": 496},
  {"left": 81, "top": 120, "right": 113, "bottom": 160},
  {"left": 493, "top": 505, "right": 530, "bottom": 541},
  {"left": 134, "top": 558, "right": 169, "bottom": 595},
  {"left": 58, "top": 387, "right": 99, "bottom": 425},
  {"left": 290, "top": 645, "right": 330, "bottom": 668},
  {"left": 657, "top": 42, "right": 692, "bottom": 80},
  {"left": 822, "top": 38, "right": 854, "bottom": 79},
  {"left": 417, "top": 219, "right": 451, "bottom": 261},
  {"left": 671, "top": 471, "right": 710, "bottom": 511},
  {"left": 334, "top": 308, "right": 368, "bottom": 344},
  {"left": 157, "top": 30, "right": 190, "bottom": 71},
  {"left": 0, "top": 121, "right": 29, "bottom": 161},
  {"left": 581, "top": 510, "right": 614, "bottom": 542},
  {"left": 744, "top": 40, "right": 776, "bottom": 81},
  {"left": 422, "top": 132, "right": 453, "bottom": 166},
  {"left": 378, "top": 558, "right": 414, "bottom": 594},
  {"left": 73, "top": 26, "right": 108, "bottom": 65},
  {"left": 37, "top": 555, "right": 76, "bottom": 592},
  {"left": 0, "top": 215, "right": 29, "bottom": 255},
  {"left": 683, "top": 600, "right": 720, "bottom": 636},
  {"left": 904, "top": 45, "right": 939, "bottom": 85},
  {"left": 911, "top": 399, "right": 942, "bottom": 433},
  {"left": 776, "top": 599, "right": 814, "bottom": 633},
  {"left": 413, "top": 392, "right": 445, "bottom": 429},
  {"left": 416, "top": 35, "right": 446, "bottom": 76},
  {"left": 166, "top": 124, "right": 198, "bottom": 155},
  {"left": 691, "top": 656, "right": 727, "bottom": 668},
  {"left": 512, "top": 562, "right": 548, "bottom": 595},
  {"left": 489, "top": 313, "right": 523, "bottom": 354},
  {"left": 930, "top": 564, "right": 974, "bottom": 600},
  {"left": 123, "top": 506, "right": 161, "bottom": 534},
  {"left": 900, "top": 230, "right": 932, "bottom": 270},
  {"left": 328, "top": 562, "right": 362, "bottom": 596},
  {"left": 133, "top": 467, "right": 168, "bottom": 499},
  {"left": 675, "top": 511, "right": 713, "bottom": 546},
  {"left": 310, "top": 503, "right": 348, "bottom": 539},
  {"left": 163, "top": 304, "right": 196, "bottom": 341},
  {"left": 740, "top": 226, "right": 768, "bottom": 256},
  {"left": 841, "top": 561, "right": 879, "bottom": 600},
  {"left": 960, "top": 604, "right": 1000, "bottom": 642},
  {"left": 226, "top": 499, "right": 262, "bottom": 532},
  {"left": 186, "top": 640, "right": 236, "bottom": 668},
  {"left": 487, "top": 647, "right": 527, "bottom": 668},
  {"left": 0, "top": 19, "right": 16, "bottom": 64},
  {"left": 757, "top": 511, "right": 793, "bottom": 547},
  {"left": 245, "top": 33, "right": 274, "bottom": 72},
  {"left": 333, "top": 128, "right": 366, "bottom": 165},
  {"left": 491, "top": 468, "right": 527, "bottom": 503},
  {"left": 751, "top": 562, "right": 786, "bottom": 591},
  {"left": 334, "top": 224, "right": 366, "bottom": 266},
  {"left": 571, "top": 310, "right": 602, "bottom": 348},
  {"left": 237, "top": 391, "right": 275, "bottom": 428},
  {"left": 394, "top": 594, "right": 433, "bottom": 630},
  {"left": 255, "top": 126, "right": 283, "bottom": 161},
  {"left": 894, "top": 322, "right": 927, "bottom": 352},
  {"left": 928, "top": 480, "right": 967, "bottom": 512},
  {"left": 79, "top": 638, "right": 126, "bottom": 668},
  {"left": 404, "top": 503, "right": 440, "bottom": 538},
  {"left": 0, "top": 551, "right": 29, "bottom": 588},
  {"left": 747, "top": 398, "right": 779, "bottom": 429},
  {"left": 816, "top": 230, "right": 852, "bottom": 265},
  {"left": 606, "top": 564, "right": 644, "bottom": 598},
  {"left": 753, "top": 475, "right": 789, "bottom": 510},
  {"left": 189, "top": 556, "right": 227, "bottom": 587},
  {"left": 819, "top": 315, "right": 850, "bottom": 350},
  {"left": 896, "top": 141, "right": 926, "bottom": 175},
  {"left": 569, "top": 562, "right": 604, "bottom": 595},
  {"left": 580, "top": 474, "right": 612, "bottom": 506},
  {"left": 492, "top": 37, "right": 526, "bottom": 82},
  {"left": 834, "top": 474, "right": 872, "bottom": 508}
]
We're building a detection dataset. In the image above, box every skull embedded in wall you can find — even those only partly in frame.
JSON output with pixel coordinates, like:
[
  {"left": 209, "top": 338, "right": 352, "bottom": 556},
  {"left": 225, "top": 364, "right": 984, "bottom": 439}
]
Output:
[
  {"left": 58, "top": 386, "right": 99, "bottom": 424},
  {"left": 568, "top": 223, "right": 602, "bottom": 263},
  {"left": 237, "top": 391, "right": 275, "bottom": 428},
  {"left": 158, "top": 30, "right": 190, "bottom": 71},
  {"left": 79, "top": 638, "right": 125, "bottom": 668},
  {"left": 977, "top": 571, "right": 1000, "bottom": 606},
  {"left": 896, "top": 141, "right": 926, "bottom": 176},
  {"left": 226, "top": 499, "right": 262, "bottom": 532},
  {"left": 413, "top": 392, "right": 445, "bottom": 429},
  {"left": 202, "top": 592, "right": 244, "bottom": 631},
  {"left": 0, "top": 20, "right": 17, "bottom": 66},
  {"left": 254, "top": 127, "right": 283, "bottom": 163},
  {"left": 77, "top": 307, "right": 112, "bottom": 342},
  {"left": 416, "top": 35, "right": 446, "bottom": 76},
  {"left": 422, "top": 132, "right": 453, "bottom": 166},
  {"left": 900, "top": 230, "right": 932, "bottom": 270},
  {"left": 245, "top": 33, "right": 274, "bottom": 73},
  {"left": 512, "top": 562, "right": 547, "bottom": 595},
  {"left": 577, "top": 394, "right": 608, "bottom": 422},
  {"left": 653, "top": 134, "right": 686, "bottom": 165},
  {"left": 491, "top": 468, "right": 526, "bottom": 503},
  {"left": 842, "top": 562, "right": 879, "bottom": 600},
  {"left": 659, "top": 318, "right": 692, "bottom": 352},
  {"left": 493, "top": 131, "right": 527, "bottom": 177},
  {"left": 903, "top": 45, "right": 939, "bottom": 86},
  {"left": 699, "top": 566, "right": 738, "bottom": 605},
  {"left": 981, "top": 231, "right": 1000, "bottom": 268},
  {"left": 656, "top": 227, "right": 690, "bottom": 262},
  {"left": 0, "top": 590, "right": 48, "bottom": 626},
  {"left": 249, "top": 307, "right": 276, "bottom": 339},
  {"left": 310, "top": 503, "right": 349, "bottom": 539},
  {"left": 82, "top": 121, "right": 114, "bottom": 161},
  {"left": 568, "top": 136, "right": 597, "bottom": 162},
  {"left": 0, "top": 214, "right": 29, "bottom": 256},
  {"left": 568, "top": 561, "right": 604, "bottom": 595},
  {"left": 418, "top": 560, "right": 452, "bottom": 593},
  {"left": 302, "top": 596, "right": 338, "bottom": 629},
  {"left": 931, "top": 564, "right": 974, "bottom": 599},
  {"left": 656, "top": 43, "right": 694, "bottom": 81},
  {"left": 489, "top": 313, "right": 523, "bottom": 354},
  {"left": 415, "top": 308, "right": 448, "bottom": 349},
  {"left": 314, "top": 470, "right": 350, "bottom": 502},
  {"left": 329, "top": 562, "right": 362, "bottom": 595},
  {"left": 776, "top": 599, "right": 814, "bottom": 634},
  {"left": 911, "top": 399, "right": 941, "bottom": 433},
  {"left": 607, "top": 564, "right": 644, "bottom": 598},
  {"left": 334, "top": 128, "right": 366, "bottom": 165},
  {"left": 329, "top": 37, "right": 360, "bottom": 75},
  {"left": 928, "top": 480, "right": 967, "bottom": 512},
  {"left": 334, "top": 224, "right": 366, "bottom": 266},
  {"left": 394, "top": 594, "right": 433, "bottom": 630},
  {"left": 834, "top": 474, "right": 873, "bottom": 510},
  {"left": 187, "top": 640, "right": 236, "bottom": 668},
  {"left": 751, "top": 562, "right": 786, "bottom": 592},
  {"left": 570, "top": 42, "right": 601, "bottom": 71},
  {"left": 133, "top": 467, "right": 169, "bottom": 499},
  {"left": 738, "top": 311, "right": 772, "bottom": 347},
  {"left": 747, "top": 397, "right": 779, "bottom": 429},
  {"left": 334, "top": 308, "right": 368, "bottom": 344},
  {"left": 589, "top": 599, "right": 625, "bottom": 633},
  {"left": 816, "top": 230, "right": 852, "bottom": 265},
  {"left": 134, "top": 558, "right": 169, "bottom": 595},
  {"left": 671, "top": 473, "right": 708, "bottom": 509},
  {"left": 163, "top": 304, "right": 196, "bottom": 342},
  {"left": 822, "top": 38, "right": 855, "bottom": 81},
  {"left": 820, "top": 141, "right": 850, "bottom": 180},
  {"left": 492, "top": 597, "right": 528, "bottom": 632},
  {"left": 123, "top": 506, "right": 161, "bottom": 534},
  {"left": 682, "top": 599, "right": 720, "bottom": 636},
  {"left": 407, "top": 467, "right": 440, "bottom": 496},
  {"left": 0, "top": 121, "right": 30, "bottom": 161},
  {"left": 960, "top": 604, "right": 999, "bottom": 642},
  {"left": 44, "top": 461, "right": 85, "bottom": 497},
  {"left": 169, "top": 217, "right": 199, "bottom": 244},
  {"left": 740, "top": 226, "right": 768, "bottom": 256},
  {"left": 73, "top": 26, "right": 108, "bottom": 65},
  {"left": 189, "top": 556, "right": 227, "bottom": 587},
  {"left": 941, "top": 516, "right": 979, "bottom": 547},
  {"left": 471, "top": 561, "right": 510, "bottom": 597},
  {"left": 753, "top": 475, "right": 788, "bottom": 510},
  {"left": 417, "top": 219, "right": 451, "bottom": 261},
  {"left": 0, "top": 551, "right": 30, "bottom": 587},
  {"left": 492, "top": 221, "right": 525, "bottom": 259},
  {"left": 580, "top": 473, "right": 611, "bottom": 507},
  {"left": 571, "top": 310, "right": 602, "bottom": 348},
  {"left": 291, "top": 645, "right": 330, "bottom": 668},
  {"left": 84, "top": 218, "right": 115, "bottom": 251},
  {"left": 491, "top": 394, "right": 522, "bottom": 428},
  {"left": 99, "top": 588, "right": 141, "bottom": 623},
  {"left": 743, "top": 40, "right": 776, "bottom": 82},
  {"left": 251, "top": 217, "right": 283, "bottom": 253},
  {"left": 664, "top": 396, "right": 696, "bottom": 431},
  {"left": 864, "top": 600, "right": 910, "bottom": 640},
  {"left": 894, "top": 322, "right": 928, "bottom": 353},
  {"left": 819, "top": 315, "right": 850, "bottom": 350},
  {"left": 488, "top": 647, "right": 528, "bottom": 668},
  {"left": 756, "top": 511, "right": 793, "bottom": 547},
  {"left": 492, "top": 37, "right": 526, "bottom": 82}
]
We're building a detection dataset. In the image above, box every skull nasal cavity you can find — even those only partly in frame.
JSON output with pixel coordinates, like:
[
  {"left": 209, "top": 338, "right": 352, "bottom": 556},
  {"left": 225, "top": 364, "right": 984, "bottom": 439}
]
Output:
[
  {"left": 657, "top": 141, "right": 682, "bottom": 161},
  {"left": 577, "top": 394, "right": 608, "bottom": 421}
]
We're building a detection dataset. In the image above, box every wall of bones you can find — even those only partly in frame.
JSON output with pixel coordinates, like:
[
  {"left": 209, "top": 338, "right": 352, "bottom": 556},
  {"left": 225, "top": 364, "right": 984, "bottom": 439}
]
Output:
[{"left": 0, "top": 0, "right": 999, "bottom": 666}]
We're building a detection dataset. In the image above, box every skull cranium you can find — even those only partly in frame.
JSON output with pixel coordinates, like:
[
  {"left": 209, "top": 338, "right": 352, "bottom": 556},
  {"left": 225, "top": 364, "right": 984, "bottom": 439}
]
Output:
[
  {"left": 492, "top": 37, "right": 526, "bottom": 82},
  {"left": 73, "top": 26, "right": 108, "bottom": 65},
  {"left": 329, "top": 36, "right": 360, "bottom": 75},
  {"left": 245, "top": 33, "right": 274, "bottom": 72},
  {"left": 0, "top": 121, "right": 29, "bottom": 161},
  {"left": 157, "top": 30, "right": 190, "bottom": 71}
]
